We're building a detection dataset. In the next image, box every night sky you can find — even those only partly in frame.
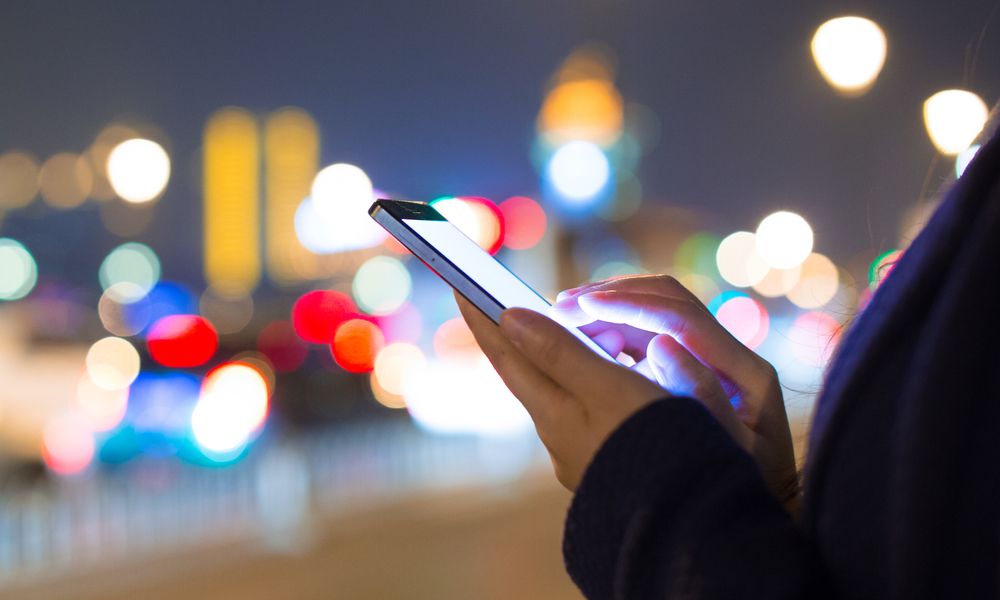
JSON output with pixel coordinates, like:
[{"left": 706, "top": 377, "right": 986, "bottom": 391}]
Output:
[{"left": 1, "top": 0, "right": 998, "bottom": 287}]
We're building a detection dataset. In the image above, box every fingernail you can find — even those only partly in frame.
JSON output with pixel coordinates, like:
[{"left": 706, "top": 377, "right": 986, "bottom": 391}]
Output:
[
  {"left": 555, "top": 284, "right": 591, "bottom": 302},
  {"left": 549, "top": 297, "right": 576, "bottom": 312},
  {"left": 500, "top": 308, "right": 534, "bottom": 347}
]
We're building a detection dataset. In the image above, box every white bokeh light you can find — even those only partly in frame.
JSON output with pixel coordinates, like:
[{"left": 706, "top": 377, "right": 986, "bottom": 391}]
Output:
[
  {"left": 301, "top": 163, "right": 386, "bottom": 252},
  {"left": 99, "top": 242, "right": 161, "bottom": 303},
  {"left": 311, "top": 163, "right": 373, "bottom": 219},
  {"left": 404, "top": 355, "right": 533, "bottom": 436},
  {"left": 294, "top": 195, "right": 386, "bottom": 253},
  {"left": 923, "top": 90, "right": 989, "bottom": 155},
  {"left": 755, "top": 211, "right": 814, "bottom": 269},
  {"left": 716, "top": 231, "right": 770, "bottom": 288},
  {"left": 352, "top": 255, "right": 412, "bottom": 315},
  {"left": 0, "top": 238, "right": 38, "bottom": 301},
  {"left": 192, "top": 363, "right": 269, "bottom": 455},
  {"left": 547, "top": 141, "right": 610, "bottom": 203},
  {"left": 811, "top": 16, "right": 887, "bottom": 95},
  {"left": 106, "top": 138, "right": 171, "bottom": 203}
]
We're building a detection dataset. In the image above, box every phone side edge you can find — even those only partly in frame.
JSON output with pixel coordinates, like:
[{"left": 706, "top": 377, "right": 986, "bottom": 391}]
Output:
[{"left": 371, "top": 207, "right": 505, "bottom": 324}]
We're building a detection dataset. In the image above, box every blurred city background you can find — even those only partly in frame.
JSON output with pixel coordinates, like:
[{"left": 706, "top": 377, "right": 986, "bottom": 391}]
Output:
[{"left": 0, "top": 1, "right": 997, "bottom": 598}]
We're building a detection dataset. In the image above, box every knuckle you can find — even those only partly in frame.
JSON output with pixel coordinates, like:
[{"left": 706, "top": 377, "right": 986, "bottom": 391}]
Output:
[{"left": 657, "top": 274, "right": 680, "bottom": 288}]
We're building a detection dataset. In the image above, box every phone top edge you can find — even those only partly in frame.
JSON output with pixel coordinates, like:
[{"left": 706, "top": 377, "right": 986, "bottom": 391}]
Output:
[{"left": 368, "top": 199, "right": 447, "bottom": 221}]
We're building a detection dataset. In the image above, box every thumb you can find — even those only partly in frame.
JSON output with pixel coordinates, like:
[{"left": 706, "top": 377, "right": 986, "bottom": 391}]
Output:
[
  {"left": 500, "top": 308, "right": 640, "bottom": 401},
  {"left": 647, "top": 334, "right": 747, "bottom": 443}
]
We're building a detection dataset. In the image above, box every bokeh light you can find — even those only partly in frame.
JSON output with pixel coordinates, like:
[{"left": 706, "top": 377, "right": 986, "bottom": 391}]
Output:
[
  {"left": 305, "top": 163, "right": 386, "bottom": 252},
  {"left": 810, "top": 16, "right": 887, "bottom": 96},
  {"left": 192, "top": 362, "right": 269, "bottom": 457},
  {"left": 106, "top": 138, "right": 171, "bottom": 203},
  {"left": 433, "top": 317, "right": 479, "bottom": 360},
  {"left": 538, "top": 79, "right": 624, "bottom": 147},
  {"left": 85, "top": 336, "right": 141, "bottom": 391},
  {"left": 146, "top": 314, "right": 219, "bottom": 368},
  {"left": 126, "top": 372, "right": 201, "bottom": 448},
  {"left": 98, "top": 285, "right": 145, "bottom": 336},
  {"left": 755, "top": 211, "right": 814, "bottom": 269},
  {"left": 42, "top": 412, "right": 96, "bottom": 476},
  {"left": 752, "top": 266, "right": 802, "bottom": 298},
  {"left": 461, "top": 196, "right": 505, "bottom": 253},
  {"left": 431, "top": 196, "right": 504, "bottom": 254},
  {"left": 404, "top": 355, "right": 532, "bottom": 436},
  {"left": 499, "top": 196, "right": 547, "bottom": 250},
  {"left": 715, "top": 231, "right": 768, "bottom": 288},
  {"left": 231, "top": 354, "right": 276, "bottom": 399},
  {"left": 431, "top": 196, "right": 505, "bottom": 254},
  {"left": 311, "top": 163, "right": 372, "bottom": 218},
  {"left": 331, "top": 318, "right": 385, "bottom": 373},
  {"left": 676, "top": 272, "right": 720, "bottom": 305},
  {"left": 370, "top": 373, "right": 407, "bottom": 409},
  {"left": 294, "top": 194, "right": 386, "bottom": 254},
  {"left": 373, "top": 342, "right": 426, "bottom": 396},
  {"left": 352, "top": 255, "right": 412, "bottom": 315},
  {"left": 0, "top": 151, "right": 40, "bottom": 209},
  {"left": 923, "top": 90, "right": 989, "bottom": 155},
  {"left": 546, "top": 141, "right": 610, "bottom": 204},
  {"left": 869, "top": 248, "right": 902, "bottom": 289},
  {"left": 38, "top": 152, "right": 93, "bottom": 210},
  {"left": 711, "top": 293, "right": 769, "bottom": 349},
  {"left": 292, "top": 290, "right": 356, "bottom": 343},
  {"left": 788, "top": 311, "right": 842, "bottom": 366},
  {"left": 956, "top": 144, "right": 981, "bottom": 179},
  {"left": 675, "top": 232, "right": 721, "bottom": 280},
  {"left": 787, "top": 253, "right": 840, "bottom": 308},
  {"left": 204, "top": 108, "right": 261, "bottom": 297},
  {"left": 263, "top": 107, "right": 320, "bottom": 285},
  {"left": 0, "top": 238, "right": 38, "bottom": 301},
  {"left": 138, "top": 281, "right": 198, "bottom": 327},
  {"left": 99, "top": 242, "right": 161, "bottom": 303},
  {"left": 76, "top": 373, "right": 129, "bottom": 432}
]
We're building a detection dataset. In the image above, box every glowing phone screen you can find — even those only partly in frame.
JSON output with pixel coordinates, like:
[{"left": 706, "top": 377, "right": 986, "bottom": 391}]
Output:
[{"left": 403, "top": 218, "right": 614, "bottom": 361}]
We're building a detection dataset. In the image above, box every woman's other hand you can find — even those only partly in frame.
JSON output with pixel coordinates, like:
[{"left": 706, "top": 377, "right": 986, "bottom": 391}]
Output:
[
  {"left": 456, "top": 293, "right": 666, "bottom": 491},
  {"left": 550, "top": 275, "right": 799, "bottom": 510}
]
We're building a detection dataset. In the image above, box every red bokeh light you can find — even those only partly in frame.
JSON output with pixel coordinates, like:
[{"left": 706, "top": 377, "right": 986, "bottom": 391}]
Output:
[
  {"left": 147, "top": 314, "right": 219, "bottom": 368},
  {"left": 257, "top": 320, "right": 309, "bottom": 372},
  {"left": 292, "top": 290, "right": 356, "bottom": 343},
  {"left": 331, "top": 318, "right": 385, "bottom": 373},
  {"left": 499, "top": 196, "right": 547, "bottom": 250}
]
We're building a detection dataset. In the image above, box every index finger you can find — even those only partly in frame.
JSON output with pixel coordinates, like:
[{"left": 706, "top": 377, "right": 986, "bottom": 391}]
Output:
[{"left": 577, "top": 290, "right": 764, "bottom": 383}]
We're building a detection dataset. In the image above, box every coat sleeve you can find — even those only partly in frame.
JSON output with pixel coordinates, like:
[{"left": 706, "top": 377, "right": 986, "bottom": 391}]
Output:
[{"left": 563, "top": 398, "right": 830, "bottom": 599}]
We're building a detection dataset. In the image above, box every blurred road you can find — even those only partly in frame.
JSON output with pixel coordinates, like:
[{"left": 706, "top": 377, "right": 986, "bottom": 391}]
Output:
[{"left": 7, "top": 474, "right": 581, "bottom": 600}]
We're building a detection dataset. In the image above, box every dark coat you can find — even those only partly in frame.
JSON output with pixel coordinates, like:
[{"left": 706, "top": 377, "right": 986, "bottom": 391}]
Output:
[{"left": 563, "top": 123, "right": 1000, "bottom": 599}]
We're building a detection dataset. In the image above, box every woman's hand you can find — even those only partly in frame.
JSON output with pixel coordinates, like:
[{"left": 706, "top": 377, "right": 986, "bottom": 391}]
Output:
[
  {"left": 550, "top": 275, "right": 799, "bottom": 510},
  {"left": 456, "top": 293, "right": 667, "bottom": 491}
]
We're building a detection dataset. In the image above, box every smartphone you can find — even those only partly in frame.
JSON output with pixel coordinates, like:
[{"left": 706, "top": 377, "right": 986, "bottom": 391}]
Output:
[{"left": 369, "top": 198, "right": 616, "bottom": 362}]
